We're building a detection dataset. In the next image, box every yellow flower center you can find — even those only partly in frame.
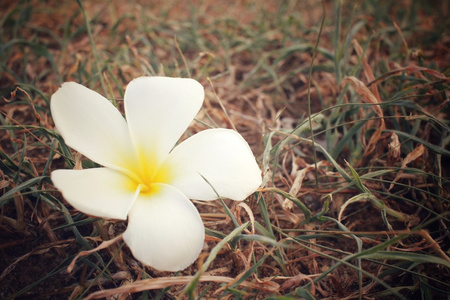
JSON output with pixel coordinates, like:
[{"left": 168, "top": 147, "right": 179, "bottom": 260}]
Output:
[{"left": 127, "top": 151, "right": 172, "bottom": 195}]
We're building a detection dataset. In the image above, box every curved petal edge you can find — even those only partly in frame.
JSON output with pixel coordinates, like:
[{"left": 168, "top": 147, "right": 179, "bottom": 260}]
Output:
[
  {"left": 162, "top": 128, "right": 262, "bottom": 201},
  {"left": 123, "top": 184, "right": 205, "bottom": 271},
  {"left": 50, "top": 82, "right": 138, "bottom": 173},
  {"left": 51, "top": 168, "right": 138, "bottom": 220}
]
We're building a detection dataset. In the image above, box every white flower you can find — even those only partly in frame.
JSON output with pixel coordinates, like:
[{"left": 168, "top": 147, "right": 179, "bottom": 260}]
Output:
[{"left": 50, "top": 76, "right": 261, "bottom": 271}]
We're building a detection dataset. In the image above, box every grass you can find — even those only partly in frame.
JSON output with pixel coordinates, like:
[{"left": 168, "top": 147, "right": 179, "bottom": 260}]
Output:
[{"left": 1, "top": 0, "right": 449, "bottom": 299}]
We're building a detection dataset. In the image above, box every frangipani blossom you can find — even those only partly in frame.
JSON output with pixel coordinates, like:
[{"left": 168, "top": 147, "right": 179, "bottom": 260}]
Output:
[{"left": 50, "top": 77, "right": 261, "bottom": 271}]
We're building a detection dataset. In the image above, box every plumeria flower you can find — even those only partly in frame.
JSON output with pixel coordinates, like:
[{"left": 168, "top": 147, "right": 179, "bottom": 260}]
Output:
[{"left": 50, "top": 76, "right": 261, "bottom": 271}]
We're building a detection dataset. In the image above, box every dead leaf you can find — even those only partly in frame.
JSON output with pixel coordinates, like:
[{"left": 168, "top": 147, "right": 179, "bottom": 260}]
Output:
[
  {"left": 0, "top": 179, "right": 11, "bottom": 189},
  {"left": 363, "top": 125, "right": 384, "bottom": 158},
  {"left": 84, "top": 275, "right": 279, "bottom": 299},
  {"left": 283, "top": 162, "right": 322, "bottom": 210},
  {"left": 389, "top": 144, "right": 425, "bottom": 190},
  {"left": 388, "top": 132, "right": 401, "bottom": 161},
  {"left": 67, "top": 234, "right": 123, "bottom": 273},
  {"left": 352, "top": 39, "right": 381, "bottom": 102},
  {"left": 368, "top": 64, "right": 449, "bottom": 87},
  {"left": 344, "top": 76, "right": 383, "bottom": 118},
  {"left": 281, "top": 273, "right": 315, "bottom": 295},
  {"left": 401, "top": 144, "right": 425, "bottom": 168},
  {"left": 73, "top": 152, "right": 83, "bottom": 170}
]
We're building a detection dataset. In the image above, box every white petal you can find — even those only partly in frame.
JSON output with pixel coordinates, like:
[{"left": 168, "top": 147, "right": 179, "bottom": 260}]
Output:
[
  {"left": 123, "top": 184, "right": 204, "bottom": 271},
  {"left": 51, "top": 82, "right": 138, "bottom": 173},
  {"left": 51, "top": 168, "right": 138, "bottom": 219},
  {"left": 161, "top": 129, "right": 261, "bottom": 201},
  {"left": 124, "top": 77, "right": 204, "bottom": 163}
]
